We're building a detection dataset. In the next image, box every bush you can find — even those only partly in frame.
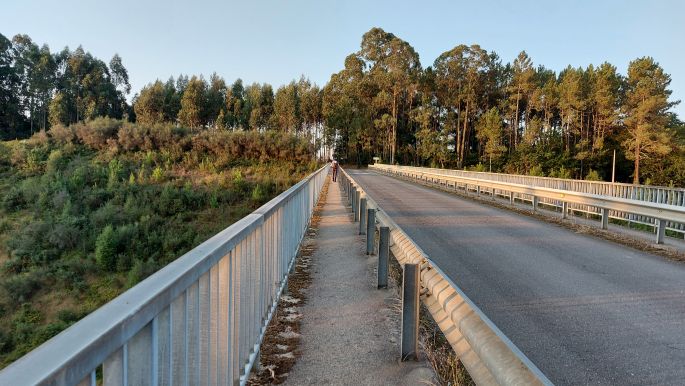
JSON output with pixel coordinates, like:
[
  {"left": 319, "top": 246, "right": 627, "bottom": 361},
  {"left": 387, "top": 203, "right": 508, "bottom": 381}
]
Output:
[
  {"left": 75, "top": 117, "right": 122, "bottom": 150},
  {"left": 1, "top": 272, "right": 42, "bottom": 304},
  {"left": 151, "top": 166, "right": 164, "bottom": 182},
  {"left": 48, "top": 124, "right": 76, "bottom": 145},
  {"left": 585, "top": 169, "right": 603, "bottom": 181},
  {"left": 126, "top": 258, "right": 157, "bottom": 288},
  {"left": 2, "top": 187, "right": 25, "bottom": 211},
  {"left": 251, "top": 184, "right": 268, "bottom": 203},
  {"left": 95, "top": 225, "right": 117, "bottom": 271},
  {"left": 528, "top": 165, "right": 545, "bottom": 177}
]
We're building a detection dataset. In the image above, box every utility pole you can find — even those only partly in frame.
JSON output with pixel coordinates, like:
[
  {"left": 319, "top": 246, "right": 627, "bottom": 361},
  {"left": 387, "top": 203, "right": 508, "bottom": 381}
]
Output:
[{"left": 612, "top": 149, "right": 616, "bottom": 183}]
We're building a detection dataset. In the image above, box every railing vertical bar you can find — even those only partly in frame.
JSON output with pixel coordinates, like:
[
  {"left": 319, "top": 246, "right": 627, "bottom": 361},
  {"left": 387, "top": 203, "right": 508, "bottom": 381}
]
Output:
[
  {"left": 103, "top": 346, "right": 124, "bottom": 386},
  {"left": 155, "top": 306, "right": 171, "bottom": 386},
  {"left": 198, "top": 272, "right": 210, "bottom": 386},
  {"left": 209, "top": 264, "right": 219, "bottom": 385},
  {"left": 218, "top": 254, "right": 229, "bottom": 385},
  {"left": 169, "top": 291, "right": 186, "bottom": 386},
  {"left": 127, "top": 321, "right": 152, "bottom": 385}
]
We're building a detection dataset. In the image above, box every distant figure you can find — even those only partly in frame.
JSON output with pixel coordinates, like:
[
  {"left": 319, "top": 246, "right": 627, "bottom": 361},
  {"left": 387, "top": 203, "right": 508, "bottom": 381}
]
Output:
[{"left": 331, "top": 159, "right": 339, "bottom": 182}]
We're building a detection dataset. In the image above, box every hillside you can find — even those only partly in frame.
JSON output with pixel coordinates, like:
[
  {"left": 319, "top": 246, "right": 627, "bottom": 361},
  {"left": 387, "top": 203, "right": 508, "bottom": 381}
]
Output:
[{"left": 0, "top": 118, "right": 320, "bottom": 367}]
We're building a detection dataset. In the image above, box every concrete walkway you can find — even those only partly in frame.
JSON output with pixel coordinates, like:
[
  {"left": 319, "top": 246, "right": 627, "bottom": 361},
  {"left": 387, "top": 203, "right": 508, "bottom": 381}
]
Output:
[{"left": 283, "top": 180, "right": 433, "bottom": 386}]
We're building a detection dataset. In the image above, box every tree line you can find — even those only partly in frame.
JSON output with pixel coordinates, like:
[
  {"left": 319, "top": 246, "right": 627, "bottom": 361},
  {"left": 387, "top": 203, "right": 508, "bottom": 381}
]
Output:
[
  {"left": 2, "top": 29, "right": 684, "bottom": 184},
  {"left": 324, "top": 28, "right": 683, "bottom": 185}
]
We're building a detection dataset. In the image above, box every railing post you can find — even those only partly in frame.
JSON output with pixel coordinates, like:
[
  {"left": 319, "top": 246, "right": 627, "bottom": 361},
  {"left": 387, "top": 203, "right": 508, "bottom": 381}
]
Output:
[
  {"left": 401, "top": 263, "right": 419, "bottom": 361},
  {"left": 366, "top": 209, "right": 375, "bottom": 254},
  {"left": 532, "top": 196, "right": 539, "bottom": 211},
  {"left": 359, "top": 198, "right": 367, "bottom": 234},
  {"left": 353, "top": 189, "right": 359, "bottom": 222},
  {"left": 476, "top": 186, "right": 481, "bottom": 196},
  {"left": 562, "top": 202, "right": 568, "bottom": 219},
  {"left": 378, "top": 227, "right": 389, "bottom": 289},
  {"left": 656, "top": 219, "right": 666, "bottom": 244},
  {"left": 601, "top": 208, "right": 609, "bottom": 230},
  {"left": 509, "top": 191, "right": 514, "bottom": 205}
]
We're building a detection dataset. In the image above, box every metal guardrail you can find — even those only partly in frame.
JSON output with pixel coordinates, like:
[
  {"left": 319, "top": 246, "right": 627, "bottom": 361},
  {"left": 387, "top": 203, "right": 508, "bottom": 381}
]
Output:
[
  {"left": 0, "top": 164, "right": 330, "bottom": 386},
  {"left": 338, "top": 167, "right": 553, "bottom": 386},
  {"left": 377, "top": 164, "right": 685, "bottom": 236},
  {"left": 371, "top": 164, "right": 685, "bottom": 244}
]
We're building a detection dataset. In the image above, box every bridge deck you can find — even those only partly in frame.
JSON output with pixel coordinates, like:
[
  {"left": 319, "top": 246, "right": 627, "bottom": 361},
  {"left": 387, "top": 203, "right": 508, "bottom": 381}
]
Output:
[
  {"left": 283, "top": 177, "right": 432, "bottom": 385},
  {"left": 349, "top": 169, "right": 685, "bottom": 385}
]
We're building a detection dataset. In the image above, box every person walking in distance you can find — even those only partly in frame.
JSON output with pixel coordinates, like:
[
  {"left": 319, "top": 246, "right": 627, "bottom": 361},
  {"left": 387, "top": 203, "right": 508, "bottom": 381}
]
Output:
[{"left": 331, "top": 159, "right": 339, "bottom": 182}]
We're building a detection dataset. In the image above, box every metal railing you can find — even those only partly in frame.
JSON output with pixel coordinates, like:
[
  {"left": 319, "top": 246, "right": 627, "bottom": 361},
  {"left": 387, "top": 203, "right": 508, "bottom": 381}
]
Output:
[
  {"left": 338, "top": 167, "right": 553, "bottom": 385},
  {"left": 371, "top": 164, "right": 685, "bottom": 244},
  {"left": 0, "top": 164, "right": 330, "bottom": 386},
  {"left": 377, "top": 164, "right": 685, "bottom": 235}
]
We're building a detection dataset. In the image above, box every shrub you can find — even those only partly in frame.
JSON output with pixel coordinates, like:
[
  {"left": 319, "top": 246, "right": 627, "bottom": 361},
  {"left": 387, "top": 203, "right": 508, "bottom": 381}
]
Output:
[
  {"left": 95, "top": 225, "right": 117, "bottom": 271},
  {"left": 1, "top": 272, "right": 42, "bottom": 304},
  {"left": 45, "top": 149, "right": 67, "bottom": 174},
  {"left": 528, "top": 165, "right": 545, "bottom": 177},
  {"left": 2, "top": 187, "right": 25, "bottom": 211},
  {"left": 48, "top": 124, "right": 76, "bottom": 145},
  {"left": 151, "top": 166, "right": 164, "bottom": 182},
  {"left": 75, "top": 117, "right": 122, "bottom": 149},
  {"left": 126, "top": 258, "right": 157, "bottom": 288},
  {"left": 585, "top": 169, "right": 603, "bottom": 181},
  {"left": 251, "top": 184, "right": 268, "bottom": 203}
]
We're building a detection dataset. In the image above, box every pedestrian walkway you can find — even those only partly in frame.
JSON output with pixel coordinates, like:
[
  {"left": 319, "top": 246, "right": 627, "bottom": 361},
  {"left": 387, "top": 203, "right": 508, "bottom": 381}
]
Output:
[{"left": 283, "top": 179, "right": 433, "bottom": 385}]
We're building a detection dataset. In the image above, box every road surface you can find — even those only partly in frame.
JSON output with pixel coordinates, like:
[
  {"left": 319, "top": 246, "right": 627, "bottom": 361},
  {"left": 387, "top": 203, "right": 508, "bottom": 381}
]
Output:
[{"left": 348, "top": 169, "right": 685, "bottom": 385}]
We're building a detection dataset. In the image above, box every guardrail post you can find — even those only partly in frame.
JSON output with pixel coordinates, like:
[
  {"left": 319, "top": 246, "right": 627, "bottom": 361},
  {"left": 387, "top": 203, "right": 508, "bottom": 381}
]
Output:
[
  {"left": 656, "top": 219, "right": 666, "bottom": 244},
  {"left": 359, "top": 198, "right": 367, "bottom": 234},
  {"left": 351, "top": 187, "right": 356, "bottom": 211},
  {"left": 601, "top": 208, "right": 609, "bottom": 230},
  {"left": 532, "top": 196, "right": 539, "bottom": 211},
  {"left": 352, "top": 187, "right": 360, "bottom": 222},
  {"left": 476, "top": 186, "right": 481, "bottom": 196},
  {"left": 509, "top": 191, "right": 514, "bottom": 205},
  {"left": 366, "top": 209, "right": 375, "bottom": 254},
  {"left": 562, "top": 202, "right": 568, "bottom": 219},
  {"left": 378, "top": 227, "right": 389, "bottom": 288},
  {"left": 401, "top": 263, "right": 419, "bottom": 361}
]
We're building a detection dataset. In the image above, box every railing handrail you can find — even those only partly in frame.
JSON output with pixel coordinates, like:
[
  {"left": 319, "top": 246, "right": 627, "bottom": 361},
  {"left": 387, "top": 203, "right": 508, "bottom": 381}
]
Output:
[
  {"left": 0, "top": 164, "right": 330, "bottom": 386},
  {"left": 372, "top": 164, "right": 685, "bottom": 224},
  {"left": 386, "top": 164, "right": 685, "bottom": 192}
]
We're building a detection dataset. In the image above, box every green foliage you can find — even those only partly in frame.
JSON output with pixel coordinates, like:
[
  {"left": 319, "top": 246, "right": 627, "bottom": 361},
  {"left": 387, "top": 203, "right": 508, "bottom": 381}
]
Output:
[
  {"left": 95, "top": 225, "right": 117, "bottom": 271},
  {"left": 585, "top": 169, "right": 602, "bottom": 181},
  {"left": 0, "top": 123, "right": 318, "bottom": 367},
  {"left": 528, "top": 165, "right": 545, "bottom": 177}
]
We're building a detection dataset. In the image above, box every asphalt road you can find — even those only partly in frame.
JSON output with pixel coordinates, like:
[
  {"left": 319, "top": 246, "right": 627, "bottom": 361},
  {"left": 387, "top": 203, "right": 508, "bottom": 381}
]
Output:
[{"left": 348, "top": 169, "right": 685, "bottom": 386}]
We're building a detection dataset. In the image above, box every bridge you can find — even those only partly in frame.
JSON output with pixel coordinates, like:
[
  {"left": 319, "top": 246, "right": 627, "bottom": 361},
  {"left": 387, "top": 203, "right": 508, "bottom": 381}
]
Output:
[{"left": 2, "top": 163, "right": 685, "bottom": 385}]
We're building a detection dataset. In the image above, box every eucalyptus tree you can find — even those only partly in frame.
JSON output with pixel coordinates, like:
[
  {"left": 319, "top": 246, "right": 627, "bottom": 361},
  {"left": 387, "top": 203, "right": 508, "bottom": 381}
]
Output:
[
  {"left": 178, "top": 76, "right": 207, "bottom": 129},
  {"left": 133, "top": 80, "right": 166, "bottom": 126},
  {"left": 359, "top": 27, "right": 421, "bottom": 164},
  {"left": 433, "top": 44, "right": 493, "bottom": 167}
]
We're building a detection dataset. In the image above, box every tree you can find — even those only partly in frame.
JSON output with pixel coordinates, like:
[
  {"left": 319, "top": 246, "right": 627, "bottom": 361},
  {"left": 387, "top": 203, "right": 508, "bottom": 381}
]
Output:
[
  {"left": 273, "top": 81, "right": 301, "bottom": 133},
  {"left": 133, "top": 81, "right": 165, "bottom": 126},
  {"left": 178, "top": 76, "right": 207, "bottom": 129},
  {"left": 205, "top": 73, "right": 226, "bottom": 128},
  {"left": 506, "top": 51, "right": 536, "bottom": 149},
  {"left": 359, "top": 27, "right": 421, "bottom": 164},
  {"left": 622, "top": 57, "right": 678, "bottom": 184},
  {"left": 476, "top": 107, "right": 506, "bottom": 169},
  {"left": 48, "top": 91, "right": 70, "bottom": 127},
  {"left": 0, "top": 33, "right": 26, "bottom": 139},
  {"left": 434, "top": 44, "right": 494, "bottom": 167}
]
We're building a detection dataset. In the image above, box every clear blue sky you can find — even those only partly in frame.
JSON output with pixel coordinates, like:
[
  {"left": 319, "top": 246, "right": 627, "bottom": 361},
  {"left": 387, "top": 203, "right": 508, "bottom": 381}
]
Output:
[{"left": 3, "top": 0, "right": 684, "bottom": 117}]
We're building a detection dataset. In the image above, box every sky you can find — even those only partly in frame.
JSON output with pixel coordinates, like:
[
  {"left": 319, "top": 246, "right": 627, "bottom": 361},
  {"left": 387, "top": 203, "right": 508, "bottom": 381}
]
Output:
[{"left": 3, "top": 0, "right": 685, "bottom": 117}]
